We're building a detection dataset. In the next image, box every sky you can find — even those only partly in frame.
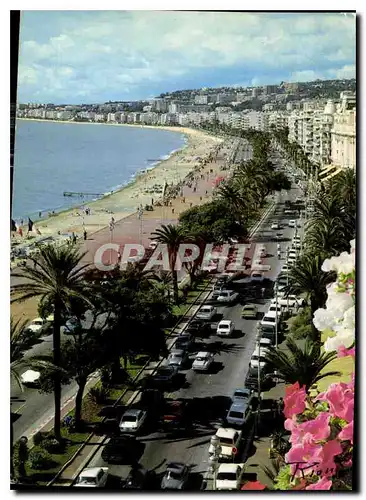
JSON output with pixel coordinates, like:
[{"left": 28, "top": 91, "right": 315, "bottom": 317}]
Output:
[{"left": 17, "top": 11, "right": 356, "bottom": 104}]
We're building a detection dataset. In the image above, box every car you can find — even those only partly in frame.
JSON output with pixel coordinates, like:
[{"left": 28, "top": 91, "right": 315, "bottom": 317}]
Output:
[
  {"left": 256, "top": 337, "right": 273, "bottom": 349},
  {"left": 215, "top": 275, "right": 233, "bottom": 288},
  {"left": 251, "top": 270, "right": 264, "bottom": 282},
  {"left": 271, "top": 222, "right": 280, "bottom": 230},
  {"left": 26, "top": 316, "right": 53, "bottom": 335},
  {"left": 161, "top": 399, "right": 190, "bottom": 429},
  {"left": 61, "top": 317, "right": 80, "bottom": 335},
  {"left": 226, "top": 400, "right": 252, "bottom": 427},
  {"left": 272, "top": 295, "right": 305, "bottom": 308},
  {"left": 217, "top": 319, "right": 235, "bottom": 336},
  {"left": 75, "top": 467, "right": 109, "bottom": 487},
  {"left": 161, "top": 462, "right": 190, "bottom": 490},
  {"left": 186, "top": 319, "right": 212, "bottom": 337},
  {"left": 216, "top": 463, "right": 245, "bottom": 491},
  {"left": 232, "top": 388, "right": 252, "bottom": 404},
  {"left": 139, "top": 389, "right": 165, "bottom": 416},
  {"left": 293, "top": 235, "right": 301, "bottom": 243},
  {"left": 292, "top": 241, "right": 301, "bottom": 250},
  {"left": 281, "top": 264, "right": 291, "bottom": 274},
  {"left": 257, "top": 323, "right": 276, "bottom": 340},
  {"left": 267, "top": 304, "right": 283, "bottom": 317},
  {"left": 260, "top": 314, "right": 279, "bottom": 328},
  {"left": 245, "top": 367, "right": 269, "bottom": 391},
  {"left": 250, "top": 347, "right": 270, "bottom": 369},
  {"left": 148, "top": 240, "right": 158, "bottom": 250},
  {"left": 241, "top": 304, "right": 258, "bottom": 319},
  {"left": 101, "top": 436, "right": 143, "bottom": 464},
  {"left": 175, "top": 333, "right": 194, "bottom": 351},
  {"left": 192, "top": 351, "right": 214, "bottom": 371},
  {"left": 119, "top": 409, "right": 147, "bottom": 433},
  {"left": 167, "top": 349, "right": 189, "bottom": 368},
  {"left": 147, "top": 365, "right": 179, "bottom": 388},
  {"left": 288, "top": 220, "right": 297, "bottom": 228},
  {"left": 284, "top": 209, "right": 293, "bottom": 215},
  {"left": 276, "top": 275, "right": 288, "bottom": 286},
  {"left": 287, "top": 256, "right": 296, "bottom": 265},
  {"left": 209, "top": 428, "right": 242, "bottom": 460},
  {"left": 217, "top": 290, "right": 239, "bottom": 304},
  {"left": 288, "top": 249, "right": 297, "bottom": 259},
  {"left": 196, "top": 305, "right": 217, "bottom": 321},
  {"left": 121, "top": 466, "right": 156, "bottom": 490}
]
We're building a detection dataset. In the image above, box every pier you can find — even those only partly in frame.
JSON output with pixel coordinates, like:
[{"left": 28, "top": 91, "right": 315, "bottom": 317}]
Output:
[{"left": 63, "top": 191, "right": 104, "bottom": 197}]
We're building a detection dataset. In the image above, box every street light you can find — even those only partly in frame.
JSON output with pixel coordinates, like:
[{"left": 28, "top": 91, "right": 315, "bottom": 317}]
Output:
[
  {"left": 209, "top": 435, "right": 222, "bottom": 491},
  {"left": 286, "top": 248, "right": 290, "bottom": 313},
  {"left": 274, "top": 282, "right": 279, "bottom": 349}
]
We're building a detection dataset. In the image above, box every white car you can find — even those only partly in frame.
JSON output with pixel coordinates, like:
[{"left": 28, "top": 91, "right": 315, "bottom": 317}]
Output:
[
  {"left": 209, "top": 428, "right": 242, "bottom": 460},
  {"left": 256, "top": 337, "right": 273, "bottom": 349},
  {"left": 250, "top": 347, "right": 269, "bottom": 369},
  {"left": 26, "top": 316, "right": 53, "bottom": 334},
  {"left": 288, "top": 256, "right": 296, "bottom": 265},
  {"left": 192, "top": 351, "right": 214, "bottom": 371},
  {"left": 271, "top": 222, "right": 280, "bottom": 230},
  {"left": 267, "top": 304, "right": 283, "bottom": 317},
  {"left": 261, "top": 313, "right": 279, "bottom": 328},
  {"left": 149, "top": 240, "right": 158, "bottom": 250},
  {"left": 217, "top": 290, "right": 238, "bottom": 304},
  {"left": 293, "top": 235, "right": 301, "bottom": 242},
  {"left": 75, "top": 467, "right": 109, "bottom": 488},
  {"left": 292, "top": 242, "right": 301, "bottom": 250},
  {"left": 281, "top": 264, "right": 291, "bottom": 274},
  {"left": 288, "top": 220, "right": 297, "bottom": 228},
  {"left": 272, "top": 295, "right": 305, "bottom": 308},
  {"left": 217, "top": 320, "right": 235, "bottom": 336},
  {"left": 119, "top": 409, "right": 147, "bottom": 433},
  {"left": 196, "top": 305, "right": 217, "bottom": 320},
  {"left": 216, "top": 464, "right": 245, "bottom": 491},
  {"left": 288, "top": 250, "right": 297, "bottom": 259}
]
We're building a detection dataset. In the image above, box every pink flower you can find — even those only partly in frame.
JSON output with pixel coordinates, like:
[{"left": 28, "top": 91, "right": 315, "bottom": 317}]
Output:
[
  {"left": 314, "top": 439, "right": 343, "bottom": 477},
  {"left": 305, "top": 477, "right": 332, "bottom": 490},
  {"left": 284, "top": 382, "right": 307, "bottom": 418},
  {"left": 338, "top": 420, "right": 354, "bottom": 443},
  {"left": 337, "top": 345, "right": 355, "bottom": 358},
  {"left": 285, "top": 442, "right": 323, "bottom": 478},
  {"left": 316, "top": 382, "right": 354, "bottom": 422},
  {"left": 289, "top": 412, "right": 331, "bottom": 445}
]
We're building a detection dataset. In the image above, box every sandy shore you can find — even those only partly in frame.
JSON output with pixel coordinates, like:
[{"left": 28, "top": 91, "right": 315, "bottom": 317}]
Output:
[{"left": 12, "top": 121, "right": 223, "bottom": 242}]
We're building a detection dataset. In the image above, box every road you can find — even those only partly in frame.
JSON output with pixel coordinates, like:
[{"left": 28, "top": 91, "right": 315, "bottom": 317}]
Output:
[{"left": 88, "top": 182, "right": 304, "bottom": 488}]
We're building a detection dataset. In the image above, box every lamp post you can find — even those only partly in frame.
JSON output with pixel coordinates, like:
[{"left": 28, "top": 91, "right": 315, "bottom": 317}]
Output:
[
  {"left": 109, "top": 218, "right": 115, "bottom": 265},
  {"left": 209, "top": 435, "right": 222, "bottom": 491},
  {"left": 257, "top": 327, "right": 262, "bottom": 428}
]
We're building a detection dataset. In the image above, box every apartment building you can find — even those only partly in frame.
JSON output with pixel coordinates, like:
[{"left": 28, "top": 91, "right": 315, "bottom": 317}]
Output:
[{"left": 331, "top": 94, "right": 356, "bottom": 170}]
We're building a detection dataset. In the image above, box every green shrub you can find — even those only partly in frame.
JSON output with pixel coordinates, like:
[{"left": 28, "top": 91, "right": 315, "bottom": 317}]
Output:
[
  {"left": 28, "top": 449, "right": 55, "bottom": 470},
  {"left": 32, "top": 431, "right": 47, "bottom": 447}
]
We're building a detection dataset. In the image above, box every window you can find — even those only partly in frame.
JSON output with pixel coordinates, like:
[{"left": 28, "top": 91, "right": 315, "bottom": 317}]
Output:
[{"left": 97, "top": 470, "right": 104, "bottom": 481}]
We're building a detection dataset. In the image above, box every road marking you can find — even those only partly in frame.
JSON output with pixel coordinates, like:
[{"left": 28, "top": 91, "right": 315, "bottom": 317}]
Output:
[{"left": 13, "top": 403, "right": 26, "bottom": 414}]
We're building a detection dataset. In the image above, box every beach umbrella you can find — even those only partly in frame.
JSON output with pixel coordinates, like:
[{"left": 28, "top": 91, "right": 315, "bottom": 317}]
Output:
[
  {"left": 241, "top": 481, "right": 267, "bottom": 490},
  {"left": 213, "top": 176, "right": 225, "bottom": 186},
  {"left": 20, "top": 370, "right": 41, "bottom": 384}
]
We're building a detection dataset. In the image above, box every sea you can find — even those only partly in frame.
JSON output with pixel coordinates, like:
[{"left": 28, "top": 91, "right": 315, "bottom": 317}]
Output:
[{"left": 12, "top": 120, "right": 187, "bottom": 222}]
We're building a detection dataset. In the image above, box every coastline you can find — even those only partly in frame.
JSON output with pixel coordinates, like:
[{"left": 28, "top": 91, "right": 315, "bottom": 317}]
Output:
[{"left": 12, "top": 120, "right": 223, "bottom": 242}]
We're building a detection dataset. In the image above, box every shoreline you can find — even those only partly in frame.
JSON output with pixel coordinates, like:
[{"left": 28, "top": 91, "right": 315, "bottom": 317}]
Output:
[{"left": 12, "top": 121, "right": 223, "bottom": 245}]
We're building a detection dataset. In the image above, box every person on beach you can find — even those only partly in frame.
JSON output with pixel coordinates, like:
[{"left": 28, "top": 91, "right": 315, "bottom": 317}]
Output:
[{"left": 38, "top": 211, "right": 42, "bottom": 218}]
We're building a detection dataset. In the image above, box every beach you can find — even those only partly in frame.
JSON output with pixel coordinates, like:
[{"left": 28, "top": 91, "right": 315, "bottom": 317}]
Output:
[{"left": 12, "top": 122, "right": 223, "bottom": 241}]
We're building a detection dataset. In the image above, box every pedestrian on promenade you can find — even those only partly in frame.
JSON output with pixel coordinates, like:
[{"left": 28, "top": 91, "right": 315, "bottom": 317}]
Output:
[
  {"left": 261, "top": 287, "right": 266, "bottom": 298},
  {"left": 205, "top": 190, "right": 208, "bottom": 195},
  {"left": 193, "top": 187, "right": 196, "bottom": 193},
  {"left": 190, "top": 202, "right": 193, "bottom": 207},
  {"left": 200, "top": 196, "right": 202, "bottom": 201},
  {"left": 172, "top": 208, "right": 175, "bottom": 214},
  {"left": 83, "top": 230, "right": 87, "bottom": 240},
  {"left": 277, "top": 250, "right": 281, "bottom": 259}
]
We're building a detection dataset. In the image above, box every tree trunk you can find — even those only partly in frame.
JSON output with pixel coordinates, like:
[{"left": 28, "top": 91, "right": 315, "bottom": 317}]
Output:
[
  {"left": 310, "top": 299, "right": 321, "bottom": 346},
  {"left": 10, "top": 415, "right": 14, "bottom": 479},
  {"left": 74, "top": 377, "right": 87, "bottom": 428},
  {"left": 172, "top": 270, "right": 179, "bottom": 304},
  {"left": 53, "top": 301, "right": 62, "bottom": 441}
]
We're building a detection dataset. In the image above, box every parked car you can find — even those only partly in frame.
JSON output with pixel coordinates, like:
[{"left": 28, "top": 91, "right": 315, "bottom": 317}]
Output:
[
  {"left": 245, "top": 367, "right": 270, "bottom": 391},
  {"left": 186, "top": 320, "right": 212, "bottom": 337},
  {"left": 196, "top": 305, "right": 217, "bottom": 321},
  {"left": 26, "top": 316, "right": 53, "bottom": 335},
  {"left": 101, "top": 436, "right": 140, "bottom": 464},
  {"left": 271, "top": 222, "right": 280, "bottom": 230},
  {"left": 139, "top": 389, "right": 165, "bottom": 418},
  {"left": 241, "top": 304, "right": 258, "bottom": 319},
  {"left": 281, "top": 264, "right": 291, "bottom": 274},
  {"left": 217, "top": 289, "right": 239, "bottom": 304},
  {"left": 249, "top": 347, "right": 270, "bottom": 370},
  {"left": 75, "top": 467, "right": 109, "bottom": 487},
  {"left": 288, "top": 220, "right": 297, "bottom": 228},
  {"left": 216, "top": 464, "right": 245, "bottom": 491},
  {"left": 226, "top": 400, "right": 252, "bottom": 427},
  {"left": 161, "top": 462, "right": 190, "bottom": 490},
  {"left": 257, "top": 324, "right": 277, "bottom": 341},
  {"left": 119, "top": 409, "right": 147, "bottom": 433},
  {"left": 167, "top": 349, "right": 189, "bottom": 368},
  {"left": 146, "top": 365, "right": 179, "bottom": 389},
  {"left": 175, "top": 333, "right": 194, "bottom": 351},
  {"left": 272, "top": 295, "right": 305, "bottom": 308},
  {"left": 260, "top": 314, "right": 279, "bottom": 328},
  {"left": 267, "top": 304, "right": 283, "bottom": 318},
  {"left": 231, "top": 388, "right": 252, "bottom": 404},
  {"left": 209, "top": 428, "right": 242, "bottom": 460},
  {"left": 192, "top": 351, "right": 214, "bottom": 372},
  {"left": 217, "top": 319, "right": 235, "bottom": 336},
  {"left": 256, "top": 336, "right": 273, "bottom": 349}
]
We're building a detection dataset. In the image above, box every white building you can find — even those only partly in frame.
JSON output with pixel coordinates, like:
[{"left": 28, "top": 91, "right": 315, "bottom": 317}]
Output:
[
  {"left": 331, "top": 108, "right": 356, "bottom": 170},
  {"left": 194, "top": 95, "right": 208, "bottom": 105}
]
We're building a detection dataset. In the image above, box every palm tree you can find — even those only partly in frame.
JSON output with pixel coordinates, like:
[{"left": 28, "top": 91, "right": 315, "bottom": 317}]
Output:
[
  {"left": 151, "top": 224, "right": 187, "bottom": 304},
  {"left": 264, "top": 338, "right": 340, "bottom": 391},
  {"left": 283, "top": 253, "right": 336, "bottom": 341},
  {"left": 11, "top": 244, "right": 92, "bottom": 440}
]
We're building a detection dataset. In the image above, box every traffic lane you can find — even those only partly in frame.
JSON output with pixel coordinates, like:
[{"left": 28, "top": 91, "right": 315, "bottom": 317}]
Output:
[{"left": 134, "top": 297, "right": 270, "bottom": 476}]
